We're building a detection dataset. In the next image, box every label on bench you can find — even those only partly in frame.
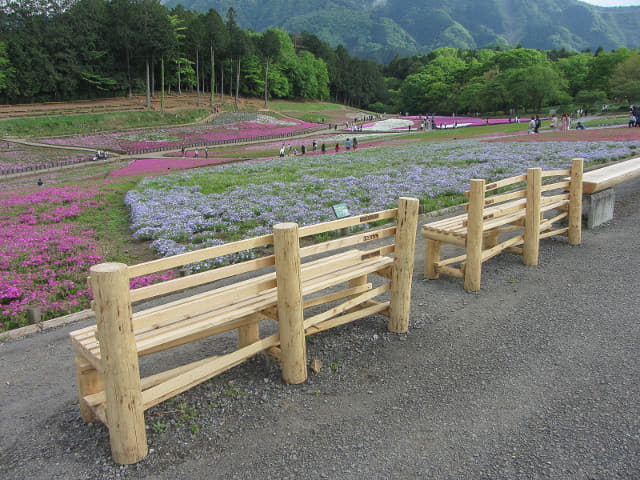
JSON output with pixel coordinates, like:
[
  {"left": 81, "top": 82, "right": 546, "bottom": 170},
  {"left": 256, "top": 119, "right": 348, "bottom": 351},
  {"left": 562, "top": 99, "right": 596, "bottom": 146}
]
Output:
[
  {"left": 363, "top": 233, "right": 379, "bottom": 241},
  {"left": 360, "top": 213, "right": 380, "bottom": 223},
  {"left": 361, "top": 250, "right": 381, "bottom": 260}
]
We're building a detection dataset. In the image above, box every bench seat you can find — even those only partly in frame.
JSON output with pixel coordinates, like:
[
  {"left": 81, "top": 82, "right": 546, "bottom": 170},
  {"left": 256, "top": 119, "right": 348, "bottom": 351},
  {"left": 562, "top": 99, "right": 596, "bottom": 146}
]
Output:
[{"left": 582, "top": 156, "right": 640, "bottom": 194}]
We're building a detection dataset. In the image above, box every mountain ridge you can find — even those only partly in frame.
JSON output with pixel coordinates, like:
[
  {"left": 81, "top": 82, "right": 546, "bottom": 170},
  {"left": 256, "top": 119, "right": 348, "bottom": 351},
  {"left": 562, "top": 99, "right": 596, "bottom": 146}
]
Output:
[{"left": 162, "top": 0, "right": 640, "bottom": 62}]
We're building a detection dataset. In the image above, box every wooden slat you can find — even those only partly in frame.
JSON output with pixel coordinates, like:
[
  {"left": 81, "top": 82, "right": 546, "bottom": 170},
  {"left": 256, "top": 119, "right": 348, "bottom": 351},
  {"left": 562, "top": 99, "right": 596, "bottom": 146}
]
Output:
[
  {"left": 539, "top": 212, "right": 568, "bottom": 232},
  {"left": 141, "top": 334, "right": 282, "bottom": 410},
  {"left": 541, "top": 169, "right": 570, "bottom": 178},
  {"left": 300, "top": 227, "right": 396, "bottom": 258},
  {"left": 421, "top": 229, "right": 467, "bottom": 246},
  {"left": 133, "top": 251, "right": 362, "bottom": 330},
  {"left": 483, "top": 174, "right": 527, "bottom": 192},
  {"left": 484, "top": 189, "right": 526, "bottom": 206},
  {"left": 70, "top": 335, "right": 103, "bottom": 372},
  {"left": 504, "top": 246, "right": 523, "bottom": 255},
  {"left": 304, "top": 283, "right": 391, "bottom": 327},
  {"left": 127, "top": 234, "right": 274, "bottom": 279},
  {"left": 480, "top": 208, "right": 527, "bottom": 232},
  {"left": 436, "top": 264, "right": 464, "bottom": 278},
  {"left": 480, "top": 234, "right": 524, "bottom": 262},
  {"left": 305, "top": 302, "right": 390, "bottom": 336},
  {"left": 435, "top": 252, "right": 467, "bottom": 267},
  {"left": 83, "top": 356, "right": 220, "bottom": 409},
  {"left": 132, "top": 297, "right": 276, "bottom": 356},
  {"left": 130, "top": 255, "right": 275, "bottom": 303},
  {"left": 298, "top": 208, "right": 397, "bottom": 237},
  {"left": 541, "top": 181, "right": 570, "bottom": 192},
  {"left": 303, "top": 283, "right": 372, "bottom": 309},
  {"left": 540, "top": 227, "right": 568, "bottom": 239}
]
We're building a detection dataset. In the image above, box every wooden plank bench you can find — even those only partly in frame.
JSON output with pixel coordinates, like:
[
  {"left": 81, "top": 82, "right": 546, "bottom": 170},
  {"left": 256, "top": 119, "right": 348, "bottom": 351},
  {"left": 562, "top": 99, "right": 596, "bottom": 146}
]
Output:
[
  {"left": 70, "top": 197, "right": 419, "bottom": 464},
  {"left": 580, "top": 156, "right": 640, "bottom": 228},
  {"left": 422, "top": 158, "right": 584, "bottom": 292}
]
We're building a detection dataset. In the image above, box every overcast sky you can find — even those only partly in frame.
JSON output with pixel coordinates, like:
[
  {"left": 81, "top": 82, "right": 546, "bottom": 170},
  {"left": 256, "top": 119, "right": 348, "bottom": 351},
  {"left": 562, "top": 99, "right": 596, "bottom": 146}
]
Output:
[{"left": 580, "top": 1, "right": 640, "bottom": 6}]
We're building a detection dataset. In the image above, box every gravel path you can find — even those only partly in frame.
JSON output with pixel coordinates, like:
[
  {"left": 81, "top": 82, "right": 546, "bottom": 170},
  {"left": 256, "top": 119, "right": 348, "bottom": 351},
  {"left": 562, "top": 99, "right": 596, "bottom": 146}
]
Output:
[{"left": 1, "top": 178, "right": 639, "bottom": 479}]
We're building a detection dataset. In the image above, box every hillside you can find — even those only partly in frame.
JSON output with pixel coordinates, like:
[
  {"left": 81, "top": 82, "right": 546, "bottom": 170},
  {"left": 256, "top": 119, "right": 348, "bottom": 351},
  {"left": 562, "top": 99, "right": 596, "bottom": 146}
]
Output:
[{"left": 161, "top": 0, "right": 640, "bottom": 62}]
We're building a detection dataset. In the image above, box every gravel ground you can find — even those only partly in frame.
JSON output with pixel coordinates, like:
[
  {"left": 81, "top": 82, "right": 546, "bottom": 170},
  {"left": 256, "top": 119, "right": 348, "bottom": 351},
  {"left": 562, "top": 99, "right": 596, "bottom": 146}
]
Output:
[{"left": 1, "top": 178, "right": 639, "bottom": 480}]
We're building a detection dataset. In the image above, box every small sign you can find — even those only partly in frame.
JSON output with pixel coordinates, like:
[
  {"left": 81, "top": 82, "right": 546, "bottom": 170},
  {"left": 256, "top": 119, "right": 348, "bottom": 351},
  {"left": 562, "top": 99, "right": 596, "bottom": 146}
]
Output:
[{"left": 332, "top": 203, "right": 351, "bottom": 219}]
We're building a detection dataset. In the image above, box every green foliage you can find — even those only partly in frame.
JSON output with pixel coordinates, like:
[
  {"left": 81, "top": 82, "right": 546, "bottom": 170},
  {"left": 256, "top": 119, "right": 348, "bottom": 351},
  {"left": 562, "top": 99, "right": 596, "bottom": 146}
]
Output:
[
  {"left": 224, "top": 382, "right": 247, "bottom": 398},
  {"left": 152, "top": 421, "right": 167, "bottom": 434}
]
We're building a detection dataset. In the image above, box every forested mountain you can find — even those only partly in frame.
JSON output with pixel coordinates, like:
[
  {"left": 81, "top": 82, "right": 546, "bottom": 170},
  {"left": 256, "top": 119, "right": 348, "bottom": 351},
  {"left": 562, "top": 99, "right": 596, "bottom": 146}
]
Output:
[{"left": 162, "top": 0, "right": 640, "bottom": 62}]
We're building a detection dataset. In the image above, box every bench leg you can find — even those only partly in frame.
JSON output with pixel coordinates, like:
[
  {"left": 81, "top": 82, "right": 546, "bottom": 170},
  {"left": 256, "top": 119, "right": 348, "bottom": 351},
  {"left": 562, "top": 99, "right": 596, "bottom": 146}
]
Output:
[
  {"left": 238, "top": 322, "right": 260, "bottom": 348},
  {"left": 349, "top": 275, "right": 368, "bottom": 298},
  {"left": 483, "top": 230, "right": 499, "bottom": 249},
  {"left": 464, "top": 244, "right": 482, "bottom": 292},
  {"left": 424, "top": 239, "right": 441, "bottom": 279},
  {"left": 524, "top": 167, "right": 542, "bottom": 266},
  {"left": 75, "top": 356, "right": 103, "bottom": 423},
  {"left": 90, "top": 262, "right": 147, "bottom": 465}
]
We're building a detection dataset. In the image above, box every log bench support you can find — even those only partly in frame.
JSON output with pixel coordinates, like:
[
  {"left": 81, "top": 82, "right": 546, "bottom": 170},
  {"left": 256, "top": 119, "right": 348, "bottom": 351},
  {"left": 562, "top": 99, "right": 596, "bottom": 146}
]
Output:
[
  {"left": 583, "top": 187, "right": 615, "bottom": 228},
  {"left": 71, "top": 197, "right": 419, "bottom": 464}
]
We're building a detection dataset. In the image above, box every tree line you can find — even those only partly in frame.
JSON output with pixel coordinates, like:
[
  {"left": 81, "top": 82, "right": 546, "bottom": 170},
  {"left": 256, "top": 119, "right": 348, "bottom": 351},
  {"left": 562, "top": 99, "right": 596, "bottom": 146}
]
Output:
[
  {"left": 383, "top": 46, "right": 640, "bottom": 115},
  {"left": 0, "top": 0, "right": 638, "bottom": 116},
  {"left": 0, "top": 0, "right": 383, "bottom": 108}
]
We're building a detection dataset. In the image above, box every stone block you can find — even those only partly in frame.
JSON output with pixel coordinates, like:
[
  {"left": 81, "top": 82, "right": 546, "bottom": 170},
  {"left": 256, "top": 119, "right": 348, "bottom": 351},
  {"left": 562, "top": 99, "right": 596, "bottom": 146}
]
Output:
[{"left": 583, "top": 188, "right": 615, "bottom": 229}]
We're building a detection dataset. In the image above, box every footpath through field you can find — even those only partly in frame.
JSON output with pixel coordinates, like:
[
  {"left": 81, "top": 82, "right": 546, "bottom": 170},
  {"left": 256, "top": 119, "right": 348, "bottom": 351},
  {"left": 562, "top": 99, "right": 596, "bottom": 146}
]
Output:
[{"left": 1, "top": 176, "right": 639, "bottom": 479}]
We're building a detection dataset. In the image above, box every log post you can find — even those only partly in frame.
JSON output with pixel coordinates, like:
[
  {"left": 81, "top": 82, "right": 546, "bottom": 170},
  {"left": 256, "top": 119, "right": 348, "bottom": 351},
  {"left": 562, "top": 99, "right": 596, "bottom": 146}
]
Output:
[
  {"left": 389, "top": 197, "right": 419, "bottom": 333},
  {"left": 568, "top": 157, "right": 584, "bottom": 245},
  {"left": 90, "top": 262, "right": 147, "bottom": 465},
  {"left": 273, "top": 223, "right": 307, "bottom": 384},
  {"left": 464, "top": 180, "right": 485, "bottom": 292},
  {"left": 524, "top": 168, "right": 542, "bottom": 266}
]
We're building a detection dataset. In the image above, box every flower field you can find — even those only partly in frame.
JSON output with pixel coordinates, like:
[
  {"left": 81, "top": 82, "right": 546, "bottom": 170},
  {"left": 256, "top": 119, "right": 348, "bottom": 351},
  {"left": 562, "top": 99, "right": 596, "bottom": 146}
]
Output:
[
  {"left": 0, "top": 142, "right": 89, "bottom": 171},
  {"left": 0, "top": 186, "right": 105, "bottom": 329},
  {"left": 125, "top": 138, "right": 640, "bottom": 270},
  {"left": 36, "top": 117, "right": 318, "bottom": 154},
  {"left": 2, "top": 116, "right": 639, "bottom": 332},
  {"left": 0, "top": 185, "right": 175, "bottom": 330}
]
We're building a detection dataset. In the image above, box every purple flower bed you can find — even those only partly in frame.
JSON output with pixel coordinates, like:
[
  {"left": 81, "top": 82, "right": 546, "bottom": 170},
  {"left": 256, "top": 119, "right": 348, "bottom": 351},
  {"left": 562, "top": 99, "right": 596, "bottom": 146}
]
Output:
[
  {"left": 125, "top": 138, "right": 640, "bottom": 269},
  {"left": 37, "top": 118, "right": 318, "bottom": 154}
]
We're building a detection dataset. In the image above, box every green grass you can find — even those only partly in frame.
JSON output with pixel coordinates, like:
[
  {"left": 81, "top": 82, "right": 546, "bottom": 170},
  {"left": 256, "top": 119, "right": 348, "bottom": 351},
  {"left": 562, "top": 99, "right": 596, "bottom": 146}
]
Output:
[
  {"left": 269, "top": 100, "right": 364, "bottom": 122},
  {"left": 0, "top": 109, "right": 210, "bottom": 138},
  {"left": 75, "top": 178, "right": 144, "bottom": 263}
]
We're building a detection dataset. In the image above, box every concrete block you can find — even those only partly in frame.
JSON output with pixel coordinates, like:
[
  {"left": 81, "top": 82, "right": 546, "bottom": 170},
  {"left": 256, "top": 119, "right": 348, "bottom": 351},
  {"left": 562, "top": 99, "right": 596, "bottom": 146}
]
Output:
[{"left": 583, "top": 188, "right": 615, "bottom": 229}]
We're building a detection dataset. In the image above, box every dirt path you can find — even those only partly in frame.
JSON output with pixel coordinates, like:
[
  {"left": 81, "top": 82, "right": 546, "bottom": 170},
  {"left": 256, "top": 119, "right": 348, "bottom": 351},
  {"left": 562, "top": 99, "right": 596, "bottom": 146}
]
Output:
[{"left": 1, "top": 177, "right": 639, "bottom": 479}]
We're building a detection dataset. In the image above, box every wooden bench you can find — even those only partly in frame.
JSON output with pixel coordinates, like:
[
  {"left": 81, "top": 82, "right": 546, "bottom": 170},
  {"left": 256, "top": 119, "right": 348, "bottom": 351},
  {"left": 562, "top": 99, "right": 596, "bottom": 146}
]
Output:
[
  {"left": 422, "top": 158, "right": 584, "bottom": 292},
  {"left": 581, "top": 156, "right": 640, "bottom": 228},
  {"left": 70, "top": 197, "right": 419, "bottom": 464}
]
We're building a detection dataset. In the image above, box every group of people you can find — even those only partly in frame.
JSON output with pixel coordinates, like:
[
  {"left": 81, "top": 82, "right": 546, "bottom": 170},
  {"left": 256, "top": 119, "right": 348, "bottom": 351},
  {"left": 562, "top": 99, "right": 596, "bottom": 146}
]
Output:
[
  {"left": 92, "top": 150, "right": 108, "bottom": 161},
  {"left": 278, "top": 137, "right": 359, "bottom": 157},
  {"left": 532, "top": 113, "right": 575, "bottom": 134},
  {"left": 629, "top": 106, "right": 640, "bottom": 127}
]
